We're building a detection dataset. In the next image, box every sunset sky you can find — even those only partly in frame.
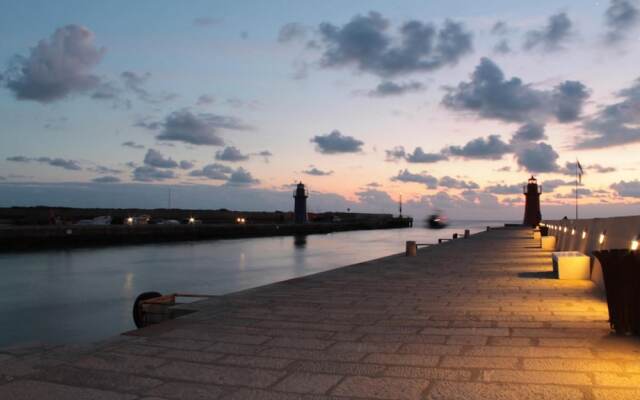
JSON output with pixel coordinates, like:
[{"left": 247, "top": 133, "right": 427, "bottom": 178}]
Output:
[{"left": 1, "top": 0, "right": 640, "bottom": 219}]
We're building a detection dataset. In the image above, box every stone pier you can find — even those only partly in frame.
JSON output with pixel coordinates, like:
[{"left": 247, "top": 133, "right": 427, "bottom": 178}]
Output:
[{"left": 1, "top": 227, "right": 639, "bottom": 399}]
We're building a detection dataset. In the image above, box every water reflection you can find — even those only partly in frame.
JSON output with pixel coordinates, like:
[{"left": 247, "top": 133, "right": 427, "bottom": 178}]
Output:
[
  {"left": 293, "top": 234, "right": 307, "bottom": 248},
  {"left": 0, "top": 222, "right": 505, "bottom": 347}
]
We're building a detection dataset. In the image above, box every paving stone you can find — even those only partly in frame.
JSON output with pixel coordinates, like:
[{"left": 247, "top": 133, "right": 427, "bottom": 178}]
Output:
[
  {"left": 332, "top": 376, "right": 429, "bottom": 399},
  {"left": 219, "top": 355, "right": 294, "bottom": 369},
  {"left": 151, "top": 360, "right": 286, "bottom": 388},
  {"left": 425, "top": 381, "right": 584, "bottom": 400},
  {"left": 441, "top": 356, "right": 518, "bottom": 369},
  {"left": 446, "top": 336, "right": 488, "bottom": 346},
  {"left": 34, "top": 365, "right": 163, "bottom": 393},
  {"left": 363, "top": 353, "right": 440, "bottom": 367},
  {"left": 524, "top": 358, "right": 624, "bottom": 372},
  {"left": 384, "top": 366, "right": 472, "bottom": 381},
  {"left": 260, "top": 348, "right": 364, "bottom": 362},
  {"left": 157, "top": 349, "right": 225, "bottom": 364},
  {"left": 420, "top": 327, "right": 510, "bottom": 337},
  {"left": 466, "top": 345, "right": 594, "bottom": 359},
  {"left": 267, "top": 338, "right": 334, "bottom": 350},
  {"left": 399, "top": 344, "right": 462, "bottom": 356},
  {"left": 74, "top": 353, "right": 167, "bottom": 374},
  {"left": 274, "top": 372, "right": 343, "bottom": 394},
  {"left": 592, "top": 388, "right": 640, "bottom": 400},
  {"left": 594, "top": 372, "right": 640, "bottom": 387},
  {"left": 0, "top": 380, "right": 137, "bottom": 400},
  {"left": 482, "top": 369, "right": 592, "bottom": 385},
  {"left": 293, "top": 360, "right": 386, "bottom": 376},
  {"left": 146, "top": 382, "right": 226, "bottom": 399},
  {"left": 328, "top": 341, "right": 401, "bottom": 353},
  {"left": 223, "top": 388, "right": 338, "bottom": 399}
]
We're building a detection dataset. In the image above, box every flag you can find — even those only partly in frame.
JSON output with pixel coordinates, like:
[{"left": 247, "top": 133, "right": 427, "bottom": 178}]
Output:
[{"left": 576, "top": 160, "right": 584, "bottom": 184}]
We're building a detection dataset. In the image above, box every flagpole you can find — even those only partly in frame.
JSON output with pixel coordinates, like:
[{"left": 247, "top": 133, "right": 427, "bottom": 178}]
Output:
[{"left": 575, "top": 160, "right": 578, "bottom": 220}]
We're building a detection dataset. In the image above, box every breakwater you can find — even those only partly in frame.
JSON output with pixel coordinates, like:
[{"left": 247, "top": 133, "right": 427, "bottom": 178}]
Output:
[
  {"left": 0, "top": 218, "right": 412, "bottom": 251},
  {"left": 544, "top": 215, "right": 640, "bottom": 290}
]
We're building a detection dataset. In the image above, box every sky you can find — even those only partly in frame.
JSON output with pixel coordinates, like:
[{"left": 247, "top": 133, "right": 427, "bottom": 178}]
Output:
[{"left": 1, "top": 0, "right": 640, "bottom": 220}]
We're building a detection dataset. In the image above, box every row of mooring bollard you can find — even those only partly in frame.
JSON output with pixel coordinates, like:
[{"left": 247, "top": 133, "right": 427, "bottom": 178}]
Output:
[{"left": 406, "top": 229, "right": 471, "bottom": 256}]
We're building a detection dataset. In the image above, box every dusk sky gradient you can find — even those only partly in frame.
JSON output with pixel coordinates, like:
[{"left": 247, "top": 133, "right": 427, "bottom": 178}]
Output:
[{"left": 1, "top": 0, "right": 640, "bottom": 219}]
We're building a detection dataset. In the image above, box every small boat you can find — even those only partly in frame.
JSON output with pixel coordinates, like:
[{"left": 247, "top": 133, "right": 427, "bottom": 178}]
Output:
[{"left": 427, "top": 212, "right": 448, "bottom": 229}]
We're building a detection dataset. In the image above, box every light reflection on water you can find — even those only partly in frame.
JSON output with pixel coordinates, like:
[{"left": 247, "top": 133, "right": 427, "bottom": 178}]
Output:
[{"left": 0, "top": 221, "right": 506, "bottom": 347}]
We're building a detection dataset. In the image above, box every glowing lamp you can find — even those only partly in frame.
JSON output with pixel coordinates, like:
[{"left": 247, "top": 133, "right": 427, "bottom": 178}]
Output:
[
  {"left": 632, "top": 235, "right": 639, "bottom": 251},
  {"left": 571, "top": 229, "right": 575, "bottom": 236},
  {"left": 563, "top": 227, "right": 568, "bottom": 233},
  {"left": 599, "top": 231, "right": 606, "bottom": 245},
  {"left": 581, "top": 230, "right": 587, "bottom": 240},
  {"left": 188, "top": 217, "right": 195, "bottom": 224},
  {"left": 126, "top": 217, "right": 134, "bottom": 225}
]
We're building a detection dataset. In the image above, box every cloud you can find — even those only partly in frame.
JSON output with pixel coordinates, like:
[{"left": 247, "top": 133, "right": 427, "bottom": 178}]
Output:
[
  {"left": 132, "top": 166, "right": 176, "bottom": 182},
  {"left": 368, "top": 81, "right": 425, "bottom": 97},
  {"left": 3, "top": 25, "right": 105, "bottom": 102},
  {"left": 215, "top": 146, "right": 250, "bottom": 162},
  {"left": 491, "top": 21, "right": 509, "bottom": 35},
  {"left": 447, "top": 135, "right": 512, "bottom": 160},
  {"left": 438, "top": 176, "right": 479, "bottom": 189},
  {"left": 391, "top": 169, "right": 438, "bottom": 189},
  {"left": 193, "top": 17, "right": 221, "bottom": 27},
  {"left": 278, "top": 23, "right": 308, "bottom": 43},
  {"left": 514, "top": 142, "right": 560, "bottom": 173},
  {"left": 605, "top": 0, "right": 640, "bottom": 43},
  {"left": 610, "top": 180, "right": 640, "bottom": 197},
  {"left": 558, "top": 161, "right": 617, "bottom": 176},
  {"left": 311, "top": 130, "right": 364, "bottom": 154},
  {"left": 120, "top": 71, "right": 176, "bottom": 104},
  {"left": 442, "top": 58, "right": 589, "bottom": 123},
  {"left": 316, "top": 12, "right": 473, "bottom": 77},
  {"left": 226, "top": 167, "right": 259, "bottom": 186},
  {"left": 122, "top": 141, "right": 144, "bottom": 149},
  {"left": 511, "top": 122, "right": 547, "bottom": 142},
  {"left": 406, "top": 147, "right": 448, "bottom": 163},
  {"left": 493, "top": 39, "right": 512, "bottom": 54},
  {"left": 523, "top": 12, "right": 573, "bottom": 51},
  {"left": 485, "top": 183, "right": 522, "bottom": 195},
  {"left": 143, "top": 149, "right": 178, "bottom": 168},
  {"left": 35, "top": 157, "right": 82, "bottom": 171},
  {"left": 92, "top": 176, "right": 121, "bottom": 183},
  {"left": 6, "top": 156, "right": 30, "bottom": 163},
  {"left": 575, "top": 78, "right": 640, "bottom": 148},
  {"left": 197, "top": 94, "right": 215, "bottom": 105},
  {"left": 91, "top": 165, "right": 122, "bottom": 174},
  {"left": 303, "top": 167, "right": 333, "bottom": 176},
  {"left": 179, "top": 160, "right": 194, "bottom": 170},
  {"left": 189, "top": 163, "right": 234, "bottom": 180},
  {"left": 552, "top": 81, "right": 590, "bottom": 122},
  {"left": 385, "top": 146, "right": 406, "bottom": 161},
  {"left": 142, "top": 110, "right": 248, "bottom": 146}
]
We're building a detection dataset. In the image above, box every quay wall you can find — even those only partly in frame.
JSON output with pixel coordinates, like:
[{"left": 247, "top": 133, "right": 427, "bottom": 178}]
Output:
[
  {"left": 544, "top": 215, "right": 640, "bottom": 290},
  {"left": 0, "top": 219, "right": 412, "bottom": 251}
]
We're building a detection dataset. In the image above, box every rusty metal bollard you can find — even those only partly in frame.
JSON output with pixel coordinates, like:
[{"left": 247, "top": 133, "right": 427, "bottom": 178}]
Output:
[
  {"left": 464, "top": 229, "right": 470, "bottom": 238},
  {"left": 405, "top": 241, "right": 417, "bottom": 257}
]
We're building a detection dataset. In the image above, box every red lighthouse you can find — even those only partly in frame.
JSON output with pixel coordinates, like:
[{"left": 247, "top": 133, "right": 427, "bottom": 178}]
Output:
[{"left": 523, "top": 176, "right": 542, "bottom": 227}]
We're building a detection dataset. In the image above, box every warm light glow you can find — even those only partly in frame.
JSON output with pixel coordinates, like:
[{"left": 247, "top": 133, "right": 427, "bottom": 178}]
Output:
[
  {"left": 599, "top": 233, "right": 606, "bottom": 245},
  {"left": 126, "top": 217, "right": 133, "bottom": 225},
  {"left": 188, "top": 217, "right": 195, "bottom": 224},
  {"left": 236, "top": 217, "right": 246, "bottom": 224},
  {"left": 571, "top": 229, "right": 575, "bottom": 236},
  {"left": 563, "top": 227, "right": 568, "bottom": 233},
  {"left": 632, "top": 240, "right": 639, "bottom": 251},
  {"left": 582, "top": 231, "right": 587, "bottom": 240}
]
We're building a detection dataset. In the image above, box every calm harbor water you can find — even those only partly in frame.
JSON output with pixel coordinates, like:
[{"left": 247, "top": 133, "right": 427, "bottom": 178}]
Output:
[{"left": 0, "top": 220, "right": 507, "bottom": 347}]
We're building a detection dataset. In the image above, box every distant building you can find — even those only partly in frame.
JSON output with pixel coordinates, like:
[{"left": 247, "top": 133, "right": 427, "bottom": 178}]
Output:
[
  {"left": 523, "top": 176, "right": 542, "bottom": 227},
  {"left": 293, "top": 182, "right": 308, "bottom": 224}
]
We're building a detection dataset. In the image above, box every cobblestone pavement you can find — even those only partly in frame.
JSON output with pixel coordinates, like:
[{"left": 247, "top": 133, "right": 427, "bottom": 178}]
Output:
[{"left": 2, "top": 227, "right": 640, "bottom": 399}]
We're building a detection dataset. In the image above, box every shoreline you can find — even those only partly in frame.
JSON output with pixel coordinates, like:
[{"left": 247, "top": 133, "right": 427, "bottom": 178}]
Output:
[{"left": 0, "top": 219, "right": 413, "bottom": 252}]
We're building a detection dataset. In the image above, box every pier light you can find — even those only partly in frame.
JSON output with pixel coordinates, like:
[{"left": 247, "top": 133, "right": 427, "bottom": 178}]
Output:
[
  {"left": 582, "top": 230, "right": 587, "bottom": 240},
  {"left": 599, "top": 230, "right": 607, "bottom": 245},
  {"left": 188, "top": 217, "right": 195, "bottom": 224},
  {"left": 631, "top": 235, "right": 639, "bottom": 251},
  {"left": 126, "top": 217, "right": 133, "bottom": 225},
  {"left": 563, "top": 226, "right": 568, "bottom": 233},
  {"left": 571, "top": 228, "right": 575, "bottom": 236},
  {"left": 236, "top": 217, "right": 246, "bottom": 224}
]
